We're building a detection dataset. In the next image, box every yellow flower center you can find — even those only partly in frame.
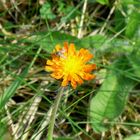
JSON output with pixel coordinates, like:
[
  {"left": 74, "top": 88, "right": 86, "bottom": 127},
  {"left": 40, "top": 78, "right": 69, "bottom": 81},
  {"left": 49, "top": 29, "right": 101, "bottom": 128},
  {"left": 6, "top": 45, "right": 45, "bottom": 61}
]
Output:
[{"left": 63, "top": 56, "right": 82, "bottom": 75}]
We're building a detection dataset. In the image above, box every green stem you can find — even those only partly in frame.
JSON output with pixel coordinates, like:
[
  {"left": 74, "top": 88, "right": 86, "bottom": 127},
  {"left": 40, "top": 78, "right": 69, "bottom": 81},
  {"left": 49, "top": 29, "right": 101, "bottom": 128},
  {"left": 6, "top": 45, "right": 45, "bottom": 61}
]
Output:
[{"left": 47, "top": 87, "right": 64, "bottom": 140}]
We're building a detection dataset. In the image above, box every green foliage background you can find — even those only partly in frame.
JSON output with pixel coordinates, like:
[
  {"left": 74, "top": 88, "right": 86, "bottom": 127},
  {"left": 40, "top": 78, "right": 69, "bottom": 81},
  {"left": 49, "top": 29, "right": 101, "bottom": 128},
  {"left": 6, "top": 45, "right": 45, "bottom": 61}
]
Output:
[{"left": 0, "top": 0, "right": 140, "bottom": 139}]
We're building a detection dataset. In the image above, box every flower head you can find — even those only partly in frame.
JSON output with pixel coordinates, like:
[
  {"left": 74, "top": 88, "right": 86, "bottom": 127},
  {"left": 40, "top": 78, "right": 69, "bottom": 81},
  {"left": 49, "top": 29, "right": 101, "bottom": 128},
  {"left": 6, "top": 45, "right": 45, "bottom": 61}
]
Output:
[{"left": 45, "top": 42, "right": 96, "bottom": 89}]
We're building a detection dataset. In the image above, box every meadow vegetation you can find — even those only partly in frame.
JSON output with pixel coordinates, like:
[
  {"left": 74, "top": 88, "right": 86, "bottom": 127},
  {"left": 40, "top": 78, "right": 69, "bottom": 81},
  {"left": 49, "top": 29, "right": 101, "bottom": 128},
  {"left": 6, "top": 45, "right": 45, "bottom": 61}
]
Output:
[{"left": 0, "top": 0, "right": 140, "bottom": 140}]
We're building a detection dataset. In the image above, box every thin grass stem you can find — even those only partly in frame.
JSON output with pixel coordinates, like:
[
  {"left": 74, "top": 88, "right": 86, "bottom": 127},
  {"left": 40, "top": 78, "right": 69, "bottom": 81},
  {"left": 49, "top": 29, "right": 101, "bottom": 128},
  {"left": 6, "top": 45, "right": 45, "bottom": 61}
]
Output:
[{"left": 47, "top": 87, "right": 64, "bottom": 140}]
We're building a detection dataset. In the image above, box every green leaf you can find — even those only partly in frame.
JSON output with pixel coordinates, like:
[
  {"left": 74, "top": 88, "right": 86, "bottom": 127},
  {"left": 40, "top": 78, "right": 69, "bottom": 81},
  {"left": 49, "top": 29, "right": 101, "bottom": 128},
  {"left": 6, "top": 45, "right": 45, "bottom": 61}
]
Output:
[
  {"left": 125, "top": 11, "right": 140, "bottom": 38},
  {"left": 80, "top": 35, "right": 133, "bottom": 58},
  {"left": 124, "top": 133, "right": 140, "bottom": 140},
  {"left": 128, "top": 51, "right": 140, "bottom": 78},
  {"left": 40, "top": 2, "right": 56, "bottom": 20},
  {"left": 95, "top": 0, "right": 109, "bottom": 5},
  {"left": 28, "top": 31, "right": 80, "bottom": 53},
  {"left": 80, "top": 35, "right": 107, "bottom": 49},
  {"left": 0, "top": 67, "right": 28, "bottom": 110},
  {"left": 61, "top": 5, "right": 80, "bottom": 22},
  {"left": 90, "top": 56, "right": 136, "bottom": 132},
  {"left": 105, "top": 38, "right": 133, "bottom": 55},
  {"left": 121, "top": 0, "right": 140, "bottom": 7},
  {"left": 114, "top": 9, "right": 126, "bottom": 33}
]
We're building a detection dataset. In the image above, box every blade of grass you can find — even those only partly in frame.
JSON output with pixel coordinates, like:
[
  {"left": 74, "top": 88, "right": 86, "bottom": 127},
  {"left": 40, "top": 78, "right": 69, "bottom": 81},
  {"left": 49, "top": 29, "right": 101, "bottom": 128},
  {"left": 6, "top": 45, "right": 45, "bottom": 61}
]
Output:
[{"left": 0, "top": 67, "right": 29, "bottom": 110}]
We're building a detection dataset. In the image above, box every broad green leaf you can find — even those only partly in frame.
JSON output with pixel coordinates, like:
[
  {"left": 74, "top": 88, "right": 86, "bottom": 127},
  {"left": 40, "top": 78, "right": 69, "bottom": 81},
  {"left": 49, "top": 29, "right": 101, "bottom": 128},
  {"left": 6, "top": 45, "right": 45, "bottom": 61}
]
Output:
[
  {"left": 80, "top": 35, "right": 107, "bottom": 49},
  {"left": 125, "top": 11, "right": 140, "bottom": 38},
  {"left": 128, "top": 51, "right": 140, "bottom": 78},
  {"left": 81, "top": 35, "right": 133, "bottom": 53},
  {"left": 124, "top": 133, "right": 140, "bottom": 140},
  {"left": 114, "top": 9, "right": 126, "bottom": 33},
  {"left": 105, "top": 39, "right": 133, "bottom": 55},
  {"left": 28, "top": 31, "right": 80, "bottom": 53},
  {"left": 95, "top": 0, "right": 109, "bottom": 5},
  {"left": 61, "top": 5, "right": 80, "bottom": 22},
  {"left": 40, "top": 2, "right": 56, "bottom": 20},
  {"left": 121, "top": 0, "right": 140, "bottom": 6},
  {"left": 0, "top": 67, "right": 28, "bottom": 110},
  {"left": 90, "top": 56, "right": 136, "bottom": 132}
]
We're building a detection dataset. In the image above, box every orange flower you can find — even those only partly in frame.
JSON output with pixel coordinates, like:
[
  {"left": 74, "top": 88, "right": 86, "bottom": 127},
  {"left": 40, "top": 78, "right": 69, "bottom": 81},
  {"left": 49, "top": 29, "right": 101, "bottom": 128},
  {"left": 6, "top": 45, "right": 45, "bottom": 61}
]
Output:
[{"left": 45, "top": 42, "right": 96, "bottom": 89}]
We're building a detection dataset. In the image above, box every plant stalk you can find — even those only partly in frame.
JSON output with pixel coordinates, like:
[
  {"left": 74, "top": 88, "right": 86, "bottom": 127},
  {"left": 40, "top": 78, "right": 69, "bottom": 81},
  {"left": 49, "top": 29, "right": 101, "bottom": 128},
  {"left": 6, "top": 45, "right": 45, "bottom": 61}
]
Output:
[{"left": 47, "top": 87, "right": 64, "bottom": 140}]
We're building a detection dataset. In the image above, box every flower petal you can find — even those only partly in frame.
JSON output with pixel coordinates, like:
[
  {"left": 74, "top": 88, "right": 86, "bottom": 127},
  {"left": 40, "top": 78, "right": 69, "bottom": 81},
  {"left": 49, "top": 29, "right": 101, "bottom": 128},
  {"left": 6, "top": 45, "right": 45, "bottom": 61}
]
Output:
[
  {"left": 51, "top": 72, "right": 63, "bottom": 79},
  {"left": 47, "top": 60, "right": 53, "bottom": 65},
  {"left": 54, "top": 44, "right": 61, "bottom": 52},
  {"left": 64, "top": 42, "right": 69, "bottom": 53},
  {"left": 68, "top": 43, "right": 76, "bottom": 56},
  {"left": 73, "top": 74, "right": 83, "bottom": 84},
  {"left": 83, "top": 64, "right": 96, "bottom": 72},
  {"left": 61, "top": 75, "right": 69, "bottom": 87},
  {"left": 83, "top": 73, "right": 96, "bottom": 80},
  {"left": 71, "top": 78, "right": 77, "bottom": 89},
  {"left": 45, "top": 66, "right": 55, "bottom": 71}
]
